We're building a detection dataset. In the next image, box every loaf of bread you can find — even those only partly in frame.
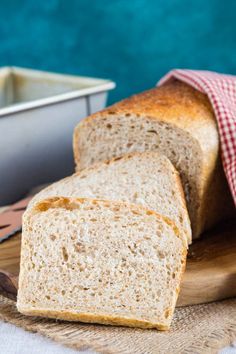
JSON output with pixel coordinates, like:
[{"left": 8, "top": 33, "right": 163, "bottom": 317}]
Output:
[
  {"left": 28, "top": 152, "right": 191, "bottom": 245},
  {"left": 17, "top": 197, "right": 187, "bottom": 330},
  {"left": 73, "top": 80, "right": 234, "bottom": 238}
]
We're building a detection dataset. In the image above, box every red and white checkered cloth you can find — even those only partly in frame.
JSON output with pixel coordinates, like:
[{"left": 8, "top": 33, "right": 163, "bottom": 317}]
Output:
[{"left": 158, "top": 69, "right": 236, "bottom": 206}]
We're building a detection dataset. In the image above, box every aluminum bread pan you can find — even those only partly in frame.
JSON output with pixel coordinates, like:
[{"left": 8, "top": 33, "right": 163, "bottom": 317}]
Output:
[{"left": 0, "top": 67, "right": 115, "bottom": 205}]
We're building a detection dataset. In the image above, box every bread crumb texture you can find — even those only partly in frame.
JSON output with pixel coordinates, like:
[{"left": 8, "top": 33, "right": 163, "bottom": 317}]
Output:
[
  {"left": 29, "top": 152, "right": 191, "bottom": 245},
  {"left": 17, "top": 197, "right": 186, "bottom": 330}
]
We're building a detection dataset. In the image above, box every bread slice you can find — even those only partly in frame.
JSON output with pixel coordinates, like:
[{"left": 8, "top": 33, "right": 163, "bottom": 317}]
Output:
[
  {"left": 28, "top": 152, "right": 191, "bottom": 245},
  {"left": 73, "top": 80, "right": 235, "bottom": 238},
  {"left": 17, "top": 197, "right": 187, "bottom": 330}
]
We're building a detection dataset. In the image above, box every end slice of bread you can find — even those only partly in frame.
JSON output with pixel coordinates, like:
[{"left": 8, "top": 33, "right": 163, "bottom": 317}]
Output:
[
  {"left": 17, "top": 197, "right": 187, "bottom": 330},
  {"left": 28, "top": 152, "right": 191, "bottom": 245}
]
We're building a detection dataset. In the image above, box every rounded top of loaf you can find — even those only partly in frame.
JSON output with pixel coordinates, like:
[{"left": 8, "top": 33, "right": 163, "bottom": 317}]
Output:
[
  {"left": 77, "top": 79, "right": 219, "bottom": 156},
  {"left": 85, "top": 79, "right": 215, "bottom": 125}
]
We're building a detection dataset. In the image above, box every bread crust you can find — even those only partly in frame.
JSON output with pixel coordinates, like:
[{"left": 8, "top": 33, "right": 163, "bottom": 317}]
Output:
[
  {"left": 29, "top": 196, "right": 184, "bottom": 242},
  {"left": 17, "top": 308, "right": 170, "bottom": 330}
]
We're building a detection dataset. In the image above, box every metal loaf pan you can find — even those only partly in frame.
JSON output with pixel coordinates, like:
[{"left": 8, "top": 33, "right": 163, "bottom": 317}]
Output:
[{"left": 0, "top": 67, "right": 115, "bottom": 205}]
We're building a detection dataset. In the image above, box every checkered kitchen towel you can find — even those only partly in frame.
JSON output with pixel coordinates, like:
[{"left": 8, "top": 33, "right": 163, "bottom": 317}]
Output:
[{"left": 158, "top": 69, "right": 236, "bottom": 206}]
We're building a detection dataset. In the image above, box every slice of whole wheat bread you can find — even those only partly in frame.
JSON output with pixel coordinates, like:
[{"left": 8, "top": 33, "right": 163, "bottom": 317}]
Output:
[
  {"left": 28, "top": 152, "right": 191, "bottom": 245},
  {"left": 17, "top": 197, "right": 187, "bottom": 330}
]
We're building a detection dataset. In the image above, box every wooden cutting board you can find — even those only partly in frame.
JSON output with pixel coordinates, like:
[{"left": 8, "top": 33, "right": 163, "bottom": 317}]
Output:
[{"left": 0, "top": 219, "right": 235, "bottom": 306}]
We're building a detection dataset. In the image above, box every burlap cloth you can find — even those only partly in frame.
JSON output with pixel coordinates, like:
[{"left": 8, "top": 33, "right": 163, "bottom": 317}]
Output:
[{"left": 0, "top": 295, "right": 235, "bottom": 354}]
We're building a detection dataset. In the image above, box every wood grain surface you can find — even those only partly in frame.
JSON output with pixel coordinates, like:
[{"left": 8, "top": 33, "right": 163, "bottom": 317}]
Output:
[
  {"left": 178, "top": 220, "right": 236, "bottom": 306},
  {"left": 0, "top": 221, "right": 235, "bottom": 307}
]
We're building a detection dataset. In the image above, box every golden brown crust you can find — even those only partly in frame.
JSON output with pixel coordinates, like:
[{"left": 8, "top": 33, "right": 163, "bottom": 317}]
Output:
[
  {"left": 109, "top": 80, "right": 214, "bottom": 125},
  {"left": 29, "top": 196, "right": 187, "bottom": 248},
  {"left": 81, "top": 80, "right": 215, "bottom": 126},
  {"left": 32, "top": 197, "right": 177, "bottom": 233},
  {"left": 17, "top": 308, "right": 170, "bottom": 330}
]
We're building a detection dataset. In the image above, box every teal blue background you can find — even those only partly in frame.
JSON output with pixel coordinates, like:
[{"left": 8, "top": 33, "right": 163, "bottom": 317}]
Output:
[{"left": 0, "top": 0, "right": 236, "bottom": 103}]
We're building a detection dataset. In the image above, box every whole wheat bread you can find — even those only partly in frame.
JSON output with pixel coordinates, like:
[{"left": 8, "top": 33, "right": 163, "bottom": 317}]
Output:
[
  {"left": 28, "top": 152, "right": 191, "bottom": 245},
  {"left": 73, "top": 80, "right": 235, "bottom": 238},
  {"left": 17, "top": 197, "right": 187, "bottom": 330}
]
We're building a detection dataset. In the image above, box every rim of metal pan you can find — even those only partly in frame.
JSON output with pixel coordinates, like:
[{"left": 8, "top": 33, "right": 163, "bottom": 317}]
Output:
[{"left": 0, "top": 66, "right": 116, "bottom": 117}]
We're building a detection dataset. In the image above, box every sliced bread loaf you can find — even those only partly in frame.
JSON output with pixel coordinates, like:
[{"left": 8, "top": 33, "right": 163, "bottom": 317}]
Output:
[
  {"left": 17, "top": 197, "right": 187, "bottom": 330},
  {"left": 73, "top": 80, "right": 235, "bottom": 238},
  {"left": 28, "top": 152, "right": 191, "bottom": 245}
]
